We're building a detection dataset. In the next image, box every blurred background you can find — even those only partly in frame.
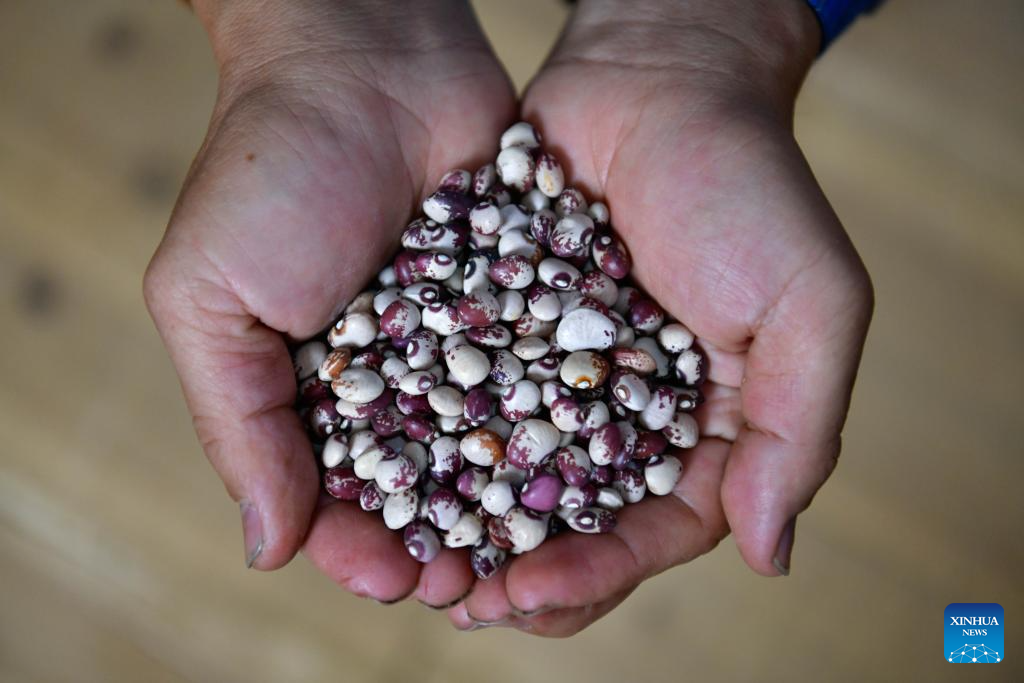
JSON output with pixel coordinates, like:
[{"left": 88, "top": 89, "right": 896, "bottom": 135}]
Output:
[{"left": 1, "top": 0, "right": 1021, "bottom": 681}]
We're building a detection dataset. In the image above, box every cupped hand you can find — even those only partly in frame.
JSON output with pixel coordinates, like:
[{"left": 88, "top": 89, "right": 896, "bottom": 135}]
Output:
[
  {"left": 144, "top": 0, "right": 515, "bottom": 606},
  {"left": 446, "top": 0, "right": 873, "bottom": 635}
]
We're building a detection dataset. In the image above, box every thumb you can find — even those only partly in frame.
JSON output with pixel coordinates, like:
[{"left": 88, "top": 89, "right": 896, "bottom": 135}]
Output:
[
  {"left": 722, "top": 250, "right": 873, "bottom": 576},
  {"left": 144, "top": 244, "right": 318, "bottom": 570}
]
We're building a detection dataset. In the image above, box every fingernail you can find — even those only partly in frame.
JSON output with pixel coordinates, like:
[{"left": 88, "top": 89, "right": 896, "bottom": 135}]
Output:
[
  {"left": 773, "top": 516, "right": 796, "bottom": 577},
  {"left": 420, "top": 586, "right": 475, "bottom": 611},
  {"left": 240, "top": 501, "right": 264, "bottom": 569},
  {"left": 373, "top": 585, "right": 418, "bottom": 606},
  {"left": 464, "top": 617, "right": 510, "bottom": 631},
  {"left": 511, "top": 604, "right": 556, "bottom": 618}
]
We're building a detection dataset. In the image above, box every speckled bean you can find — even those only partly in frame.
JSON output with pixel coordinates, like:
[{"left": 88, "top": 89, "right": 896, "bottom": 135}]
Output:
[
  {"left": 324, "top": 466, "right": 364, "bottom": 500},
  {"left": 565, "top": 507, "right": 616, "bottom": 534}
]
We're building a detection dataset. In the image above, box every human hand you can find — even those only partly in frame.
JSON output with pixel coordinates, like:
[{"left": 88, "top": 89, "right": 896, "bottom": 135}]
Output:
[
  {"left": 144, "top": 0, "right": 515, "bottom": 605},
  {"left": 445, "top": 0, "right": 873, "bottom": 635}
]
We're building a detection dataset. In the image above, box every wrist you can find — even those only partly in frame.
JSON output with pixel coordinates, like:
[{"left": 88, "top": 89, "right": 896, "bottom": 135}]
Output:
[
  {"left": 192, "top": 0, "right": 483, "bottom": 87},
  {"left": 562, "top": 0, "right": 820, "bottom": 118}
]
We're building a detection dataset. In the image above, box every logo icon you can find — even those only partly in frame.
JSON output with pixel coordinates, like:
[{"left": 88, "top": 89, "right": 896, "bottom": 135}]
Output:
[{"left": 945, "top": 603, "right": 1003, "bottom": 663}]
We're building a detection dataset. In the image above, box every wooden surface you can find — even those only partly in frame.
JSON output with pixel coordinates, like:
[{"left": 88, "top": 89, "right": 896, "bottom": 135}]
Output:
[{"left": 1, "top": 1, "right": 1021, "bottom": 681}]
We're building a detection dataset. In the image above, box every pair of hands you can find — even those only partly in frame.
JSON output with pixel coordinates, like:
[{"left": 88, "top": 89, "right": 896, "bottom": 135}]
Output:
[{"left": 144, "top": 0, "right": 872, "bottom": 635}]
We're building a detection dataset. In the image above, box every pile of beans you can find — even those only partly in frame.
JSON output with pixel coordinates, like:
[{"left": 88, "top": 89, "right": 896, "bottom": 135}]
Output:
[{"left": 293, "top": 122, "right": 703, "bottom": 579}]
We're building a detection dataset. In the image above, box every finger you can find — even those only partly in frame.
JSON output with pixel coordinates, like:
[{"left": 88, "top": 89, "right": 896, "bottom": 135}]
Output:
[
  {"left": 504, "top": 439, "right": 730, "bottom": 614},
  {"left": 302, "top": 500, "right": 421, "bottom": 602},
  {"left": 144, "top": 263, "right": 318, "bottom": 570},
  {"left": 722, "top": 251, "right": 873, "bottom": 576},
  {"left": 461, "top": 564, "right": 516, "bottom": 624},
  {"left": 696, "top": 382, "right": 743, "bottom": 442},
  {"left": 512, "top": 587, "right": 635, "bottom": 638},
  {"left": 413, "top": 548, "right": 475, "bottom": 610}
]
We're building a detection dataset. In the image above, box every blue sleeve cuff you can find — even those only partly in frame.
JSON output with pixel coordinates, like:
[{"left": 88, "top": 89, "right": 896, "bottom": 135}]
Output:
[{"left": 805, "top": 0, "right": 883, "bottom": 51}]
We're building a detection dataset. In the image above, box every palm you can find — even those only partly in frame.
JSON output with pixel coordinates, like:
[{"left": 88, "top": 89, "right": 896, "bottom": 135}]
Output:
[
  {"left": 147, "top": 45, "right": 515, "bottom": 605},
  {"left": 444, "top": 62, "right": 870, "bottom": 634}
]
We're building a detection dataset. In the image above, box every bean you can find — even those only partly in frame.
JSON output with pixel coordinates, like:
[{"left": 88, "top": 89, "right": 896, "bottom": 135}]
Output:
[
  {"left": 634, "top": 430, "right": 669, "bottom": 459},
  {"left": 530, "top": 208, "right": 557, "bottom": 246},
  {"left": 537, "top": 257, "right": 581, "bottom": 291},
  {"left": 445, "top": 344, "right": 491, "bottom": 387},
  {"left": 371, "top": 406, "right": 403, "bottom": 437},
  {"left": 592, "top": 234, "right": 631, "bottom": 279},
  {"left": 556, "top": 308, "right": 617, "bottom": 352},
  {"left": 470, "top": 537, "right": 507, "bottom": 579},
  {"left": 498, "top": 228, "right": 542, "bottom": 263},
  {"left": 437, "top": 168, "right": 472, "bottom": 194},
  {"left": 428, "top": 436, "right": 463, "bottom": 485},
  {"left": 294, "top": 341, "right": 328, "bottom": 380},
  {"left": 489, "top": 254, "right": 535, "bottom": 289},
  {"left": 521, "top": 188, "right": 550, "bottom": 212},
  {"left": 566, "top": 507, "right": 617, "bottom": 534},
  {"left": 587, "top": 201, "right": 610, "bottom": 227},
  {"left": 674, "top": 348, "right": 705, "bottom": 386},
  {"left": 322, "top": 433, "right": 350, "bottom": 468},
  {"left": 427, "top": 386, "right": 464, "bottom": 417},
  {"left": 609, "top": 347, "right": 656, "bottom": 376},
  {"left": 298, "top": 376, "right": 332, "bottom": 404},
  {"left": 308, "top": 398, "right": 343, "bottom": 439},
  {"left": 398, "top": 370, "right": 437, "bottom": 396},
  {"left": 457, "top": 291, "right": 501, "bottom": 327},
  {"left": 454, "top": 464, "right": 489, "bottom": 501},
  {"left": 555, "top": 188, "right": 587, "bottom": 217},
  {"left": 658, "top": 322, "right": 694, "bottom": 353},
  {"left": 511, "top": 336, "right": 549, "bottom": 361},
  {"left": 503, "top": 506, "right": 549, "bottom": 552},
  {"left": 383, "top": 488, "right": 419, "bottom": 530},
  {"left": 318, "top": 347, "right": 353, "bottom": 382},
  {"left": 481, "top": 480, "right": 517, "bottom": 517},
  {"left": 443, "top": 512, "right": 485, "bottom": 548},
  {"left": 328, "top": 311, "right": 378, "bottom": 348},
  {"left": 560, "top": 351, "right": 611, "bottom": 389},
  {"left": 496, "top": 145, "right": 535, "bottom": 192},
  {"left": 426, "top": 488, "right": 463, "bottom": 530},
  {"left": 466, "top": 324, "right": 512, "bottom": 348},
  {"left": 459, "top": 428, "right": 506, "bottom": 467},
  {"left": 498, "top": 204, "right": 532, "bottom": 234},
  {"left": 373, "top": 288, "right": 402, "bottom": 316},
  {"left": 375, "top": 452, "right": 419, "bottom": 493},
  {"left": 404, "top": 520, "right": 442, "bottom": 563},
  {"left": 613, "top": 468, "right": 647, "bottom": 504},
  {"left": 633, "top": 337, "right": 671, "bottom": 378},
  {"left": 663, "top": 411, "right": 699, "bottom": 448},
  {"left": 578, "top": 270, "right": 619, "bottom": 307},
  {"left": 349, "top": 430, "right": 383, "bottom": 459},
  {"left": 534, "top": 152, "right": 565, "bottom": 198},
  {"left": 332, "top": 368, "right": 385, "bottom": 404},
  {"left": 644, "top": 455, "right": 684, "bottom": 496},
  {"left": 547, "top": 401, "right": 581, "bottom": 437},
  {"left": 422, "top": 190, "right": 474, "bottom": 224},
  {"left": 550, "top": 213, "right": 595, "bottom": 258},
  {"left": 506, "top": 418, "right": 560, "bottom": 469},
  {"left": 629, "top": 298, "right": 665, "bottom": 334},
  {"left": 499, "top": 121, "right": 542, "bottom": 150},
  {"left": 421, "top": 302, "right": 466, "bottom": 336},
  {"left": 595, "top": 487, "right": 624, "bottom": 511},
  {"left": 639, "top": 385, "right": 677, "bottom": 430},
  {"left": 359, "top": 481, "right": 386, "bottom": 511},
  {"left": 472, "top": 163, "right": 497, "bottom": 197},
  {"left": 497, "top": 289, "right": 525, "bottom": 321},
  {"left": 611, "top": 372, "right": 652, "bottom": 411},
  {"left": 512, "top": 312, "right": 558, "bottom": 338},
  {"left": 405, "top": 329, "right": 439, "bottom": 370},
  {"left": 559, "top": 484, "right": 598, "bottom": 509},
  {"left": 324, "top": 466, "right": 364, "bottom": 501},
  {"left": 520, "top": 474, "right": 563, "bottom": 512},
  {"left": 488, "top": 349, "right": 525, "bottom": 386},
  {"left": 470, "top": 201, "right": 502, "bottom": 235},
  {"left": 499, "top": 379, "right": 541, "bottom": 422}
]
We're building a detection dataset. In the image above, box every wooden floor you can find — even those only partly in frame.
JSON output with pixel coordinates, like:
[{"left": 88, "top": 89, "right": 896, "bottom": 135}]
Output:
[{"left": 1, "top": 1, "right": 1021, "bottom": 681}]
